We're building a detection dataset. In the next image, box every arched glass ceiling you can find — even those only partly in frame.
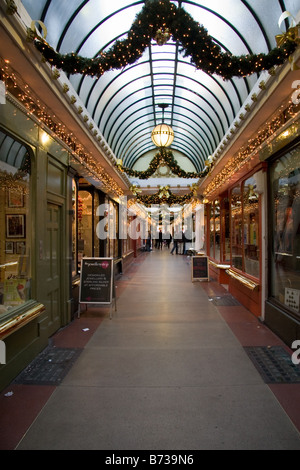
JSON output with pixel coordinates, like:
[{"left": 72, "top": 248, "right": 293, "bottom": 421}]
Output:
[
  {"left": 22, "top": 0, "right": 299, "bottom": 172},
  {"left": 0, "top": 130, "right": 30, "bottom": 170}
]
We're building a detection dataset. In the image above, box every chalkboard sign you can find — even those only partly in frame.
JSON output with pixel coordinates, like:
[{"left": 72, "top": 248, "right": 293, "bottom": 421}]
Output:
[
  {"left": 79, "top": 257, "right": 113, "bottom": 304},
  {"left": 191, "top": 256, "right": 208, "bottom": 281}
]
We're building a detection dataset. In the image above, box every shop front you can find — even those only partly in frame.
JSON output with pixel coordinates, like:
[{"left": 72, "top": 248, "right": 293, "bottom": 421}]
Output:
[
  {"left": 265, "top": 138, "right": 300, "bottom": 345},
  {"left": 0, "top": 89, "right": 132, "bottom": 391},
  {"left": 205, "top": 164, "right": 264, "bottom": 316},
  {"left": 0, "top": 98, "right": 71, "bottom": 390},
  {"left": 70, "top": 176, "right": 135, "bottom": 318},
  {"left": 199, "top": 62, "right": 300, "bottom": 345}
]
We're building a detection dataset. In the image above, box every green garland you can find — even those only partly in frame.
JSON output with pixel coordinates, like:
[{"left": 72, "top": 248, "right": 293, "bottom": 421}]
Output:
[
  {"left": 119, "top": 148, "right": 209, "bottom": 179},
  {"left": 32, "top": 0, "right": 298, "bottom": 80},
  {"left": 136, "top": 188, "right": 196, "bottom": 206}
]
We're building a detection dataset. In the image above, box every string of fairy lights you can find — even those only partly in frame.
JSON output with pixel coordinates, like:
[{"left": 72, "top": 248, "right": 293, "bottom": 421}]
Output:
[
  {"left": 134, "top": 187, "right": 198, "bottom": 206},
  {"left": 117, "top": 148, "right": 209, "bottom": 179},
  {"left": 0, "top": 59, "right": 124, "bottom": 197},
  {"left": 28, "top": 0, "right": 298, "bottom": 81},
  {"left": 2, "top": 0, "right": 300, "bottom": 205},
  {"left": 204, "top": 99, "right": 300, "bottom": 197}
]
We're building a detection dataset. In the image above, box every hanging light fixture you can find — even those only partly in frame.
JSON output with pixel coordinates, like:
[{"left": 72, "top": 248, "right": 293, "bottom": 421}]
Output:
[{"left": 151, "top": 104, "right": 174, "bottom": 147}]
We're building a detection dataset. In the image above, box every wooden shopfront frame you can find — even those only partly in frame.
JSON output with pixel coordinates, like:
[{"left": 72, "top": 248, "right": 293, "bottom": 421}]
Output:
[{"left": 204, "top": 163, "right": 265, "bottom": 317}]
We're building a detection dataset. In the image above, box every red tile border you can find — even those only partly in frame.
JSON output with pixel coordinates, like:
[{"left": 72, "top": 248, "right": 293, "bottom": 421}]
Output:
[
  {"left": 269, "top": 384, "right": 300, "bottom": 433},
  {"left": 51, "top": 316, "right": 104, "bottom": 349},
  {"left": 0, "top": 384, "right": 55, "bottom": 450}
]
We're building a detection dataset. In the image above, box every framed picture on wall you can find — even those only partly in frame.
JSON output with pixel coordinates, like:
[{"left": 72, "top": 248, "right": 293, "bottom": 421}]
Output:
[
  {"left": 5, "top": 241, "right": 14, "bottom": 253},
  {"left": 7, "top": 188, "right": 24, "bottom": 208},
  {"left": 6, "top": 214, "right": 25, "bottom": 238},
  {"left": 16, "top": 241, "right": 26, "bottom": 255}
]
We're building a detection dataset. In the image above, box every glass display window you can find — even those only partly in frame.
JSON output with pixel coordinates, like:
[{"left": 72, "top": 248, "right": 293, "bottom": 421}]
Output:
[
  {"left": 107, "top": 199, "right": 119, "bottom": 259},
  {"left": 71, "top": 178, "right": 78, "bottom": 277},
  {"left": 121, "top": 209, "right": 134, "bottom": 256},
  {"left": 78, "top": 189, "right": 93, "bottom": 266},
  {"left": 231, "top": 185, "right": 243, "bottom": 271},
  {"left": 243, "top": 175, "right": 260, "bottom": 278},
  {"left": 220, "top": 196, "right": 230, "bottom": 263},
  {"left": 74, "top": 181, "right": 108, "bottom": 269},
  {"left": 214, "top": 200, "right": 221, "bottom": 261},
  {"left": 230, "top": 174, "right": 261, "bottom": 278},
  {"left": 209, "top": 200, "right": 221, "bottom": 262},
  {"left": 0, "top": 129, "right": 32, "bottom": 316},
  {"left": 270, "top": 143, "right": 300, "bottom": 317},
  {"left": 94, "top": 191, "right": 100, "bottom": 257}
]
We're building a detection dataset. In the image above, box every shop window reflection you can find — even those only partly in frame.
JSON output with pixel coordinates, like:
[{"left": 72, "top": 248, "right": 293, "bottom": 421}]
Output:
[
  {"left": 94, "top": 192, "right": 100, "bottom": 256},
  {"left": 71, "top": 179, "right": 78, "bottom": 277},
  {"left": 221, "top": 197, "right": 230, "bottom": 262},
  {"left": 0, "top": 130, "right": 32, "bottom": 316},
  {"left": 214, "top": 200, "right": 221, "bottom": 262},
  {"left": 107, "top": 199, "right": 119, "bottom": 259},
  {"left": 78, "top": 190, "right": 93, "bottom": 265},
  {"left": 243, "top": 176, "right": 259, "bottom": 278},
  {"left": 209, "top": 200, "right": 221, "bottom": 262},
  {"left": 231, "top": 185, "right": 243, "bottom": 271},
  {"left": 209, "top": 203, "right": 215, "bottom": 258},
  {"left": 270, "top": 146, "right": 300, "bottom": 316}
]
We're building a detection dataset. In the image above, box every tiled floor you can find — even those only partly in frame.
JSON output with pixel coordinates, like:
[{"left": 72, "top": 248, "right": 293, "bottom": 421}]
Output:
[
  {"left": 0, "top": 251, "right": 299, "bottom": 450},
  {"left": 0, "top": 258, "right": 144, "bottom": 450},
  {"left": 201, "top": 281, "right": 300, "bottom": 434},
  {"left": 0, "top": 316, "right": 105, "bottom": 450}
]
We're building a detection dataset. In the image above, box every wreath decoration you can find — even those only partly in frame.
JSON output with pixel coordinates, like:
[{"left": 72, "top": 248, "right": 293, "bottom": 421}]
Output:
[
  {"left": 31, "top": 0, "right": 299, "bottom": 80},
  {"left": 117, "top": 148, "right": 209, "bottom": 179}
]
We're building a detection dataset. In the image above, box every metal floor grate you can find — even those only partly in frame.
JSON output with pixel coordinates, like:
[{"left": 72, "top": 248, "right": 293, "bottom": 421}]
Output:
[
  {"left": 13, "top": 346, "right": 82, "bottom": 386},
  {"left": 244, "top": 346, "right": 300, "bottom": 384},
  {"left": 211, "top": 295, "right": 240, "bottom": 306}
]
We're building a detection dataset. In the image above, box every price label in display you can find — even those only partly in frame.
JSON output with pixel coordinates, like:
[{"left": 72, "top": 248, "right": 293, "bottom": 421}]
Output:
[{"left": 285, "top": 288, "right": 300, "bottom": 312}]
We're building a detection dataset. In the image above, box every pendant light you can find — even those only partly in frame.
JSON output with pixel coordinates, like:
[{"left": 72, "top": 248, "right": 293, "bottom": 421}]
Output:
[{"left": 151, "top": 104, "right": 174, "bottom": 147}]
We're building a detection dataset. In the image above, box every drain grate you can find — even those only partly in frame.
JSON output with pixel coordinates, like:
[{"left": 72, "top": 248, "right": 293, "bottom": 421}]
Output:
[
  {"left": 13, "top": 346, "right": 82, "bottom": 386},
  {"left": 244, "top": 346, "right": 300, "bottom": 384},
  {"left": 211, "top": 295, "right": 240, "bottom": 306}
]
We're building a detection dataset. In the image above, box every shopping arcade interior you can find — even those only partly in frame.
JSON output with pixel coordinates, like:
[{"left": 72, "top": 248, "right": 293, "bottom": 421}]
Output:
[{"left": 0, "top": 0, "right": 300, "bottom": 392}]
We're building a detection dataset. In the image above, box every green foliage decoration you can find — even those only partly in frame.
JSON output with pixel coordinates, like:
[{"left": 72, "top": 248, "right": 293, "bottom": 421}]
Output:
[
  {"left": 32, "top": 0, "right": 298, "bottom": 81},
  {"left": 135, "top": 188, "right": 196, "bottom": 206},
  {"left": 119, "top": 148, "right": 209, "bottom": 179}
]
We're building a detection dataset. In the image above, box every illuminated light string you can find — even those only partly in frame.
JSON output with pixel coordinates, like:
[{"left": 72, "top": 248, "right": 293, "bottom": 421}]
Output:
[
  {"left": 117, "top": 148, "right": 209, "bottom": 179},
  {"left": 204, "top": 99, "right": 300, "bottom": 197},
  {"left": 26, "top": 0, "right": 298, "bottom": 80},
  {"left": 135, "top": 187, "right": 199, "bottom": 207},
  {"left": 4, "top": 1, "right": 300, "bottom": 200},
  {"left": 0, "top": 61, "right": 124, "bottom": 197}
]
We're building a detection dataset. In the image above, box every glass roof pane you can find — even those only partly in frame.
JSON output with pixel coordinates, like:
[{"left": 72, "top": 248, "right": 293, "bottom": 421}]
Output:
[
  {"left": 59, "top": 1, "right": 141, "bottom": 55},
  {"left": 0, "top": 132, "right": 28, "bottom": 169},
  {"left": 21, "top": 0, "right": 50, "bottom": 20},
  {"left": 28, "top": 0, "right": 85, "bottom": 49},
  {"left": 244, "top": 0, "right": 298, "bottom": 48},
  {"left": 107, "top": 101, "right": 153, "bottom": 136},
  {"left": 183, "top": 1, "right": 266, "bottom": 54},
  {"left": 151, "top": 44, "right": 176, "bottom": 57},
  {"left": 94, "top": 76, "right": 151, "bottom": 126}
]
